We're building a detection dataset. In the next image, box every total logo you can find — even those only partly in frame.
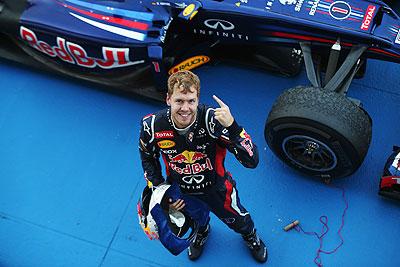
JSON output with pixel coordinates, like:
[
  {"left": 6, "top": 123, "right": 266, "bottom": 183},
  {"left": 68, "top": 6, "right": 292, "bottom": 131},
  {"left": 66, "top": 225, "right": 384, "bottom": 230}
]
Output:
[
  {"left": 361, "top": 5, "right": 376, "bottom": 31},
  {"left": 155, "top": 131, "right": 174, "bottom": 139},
  {"left": 20, "top": 26, "right": 143, "bottom": 69},
  {"left": 329, "top": 1, "right": 351, "bottom": 20}
]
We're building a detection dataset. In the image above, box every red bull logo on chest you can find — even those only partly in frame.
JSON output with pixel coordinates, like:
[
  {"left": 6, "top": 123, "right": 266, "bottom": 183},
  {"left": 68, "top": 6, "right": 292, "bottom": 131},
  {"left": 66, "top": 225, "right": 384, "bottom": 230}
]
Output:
[{"left": 169, "top": 150, "right": 213, "bottom": 175}]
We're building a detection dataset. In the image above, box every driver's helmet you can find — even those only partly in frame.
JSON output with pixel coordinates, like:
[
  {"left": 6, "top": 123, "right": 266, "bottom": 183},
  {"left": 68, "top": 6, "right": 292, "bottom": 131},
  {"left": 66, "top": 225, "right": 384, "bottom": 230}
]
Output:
[{"left": 137, "top": 183, "right": 209, "bottom": 255}]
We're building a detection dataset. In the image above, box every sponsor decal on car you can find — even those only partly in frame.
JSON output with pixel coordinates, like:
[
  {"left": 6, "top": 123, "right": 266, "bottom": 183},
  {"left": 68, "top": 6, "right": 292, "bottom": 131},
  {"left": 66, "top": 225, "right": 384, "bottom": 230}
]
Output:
[
  {"left": 279, "top": 0, "right": 297, "bottom": 5},
  {"left": 157, "top": 140, "right": 175, "bottom": 149},
  {"left": 180, "top": 2, "right": 201, "bottom": 20},
  {"left": 204, "top": 19, "right": 235, "bottom": 30},
  {"left": 329, "top": 1, "right": 351, "bottom": 20},
  {"left": 183, "top": 4, "right": 196, "bottom": 16},
  {"left": 193, "top": 19, "right": 249, "bottom": 41},
  {"left": 361, "top": 5, "right": 376, "bottom": 31},
  {"left": 155, "top": 131, "right": 174, "bottom": 139},
  {"left": 168, "top": 56, "right": 210, "bottom": 75},
  {"left": 61, "top": 1, "right": 149, "bottom": 41},
  {"left": 278, "top": 0, "right": 304, "bottom": 12},
  {"left": 307, "top": 0, "right": 363, "bottom": 21},
  {"left": 20, "top": 26, "right": 144, "bottom": 69},
  {"left": 152, "top": 1, "right": 187, "bottom": 8},
  {"left": 160, "top": 18, "right": 173, "bottom": 43},
  {"left": 265, "top": 0, "right": 274, "bottom": 10},
  {"left": 395, "top": 29, "right": 400, "bottom": 45},
  {"left": 308, "top": 0, "right": 320, "bottom": 16}
]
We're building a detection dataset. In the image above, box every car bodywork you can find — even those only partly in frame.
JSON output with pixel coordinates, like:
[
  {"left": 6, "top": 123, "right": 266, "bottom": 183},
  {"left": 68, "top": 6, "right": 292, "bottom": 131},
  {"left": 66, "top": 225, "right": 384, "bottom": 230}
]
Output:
[
  {"left": 1, "top": 0, "right": 400, "bottom": 180},
  {"left": 2, "top": 0, "right": 399, "bottom": 99}
]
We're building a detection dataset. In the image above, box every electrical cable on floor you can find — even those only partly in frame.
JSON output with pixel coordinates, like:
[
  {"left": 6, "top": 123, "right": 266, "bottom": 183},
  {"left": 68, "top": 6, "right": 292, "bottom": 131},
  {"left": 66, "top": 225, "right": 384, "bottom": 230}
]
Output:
[{"left": 284, "top": 185, "right": 348, "bottom": 267}]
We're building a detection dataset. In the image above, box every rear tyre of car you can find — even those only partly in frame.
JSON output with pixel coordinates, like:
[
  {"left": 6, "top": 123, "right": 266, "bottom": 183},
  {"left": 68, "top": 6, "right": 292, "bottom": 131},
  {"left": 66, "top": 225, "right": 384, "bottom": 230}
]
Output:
[{"left": 264, "top": 86, "right": 372, "bottom": 179}]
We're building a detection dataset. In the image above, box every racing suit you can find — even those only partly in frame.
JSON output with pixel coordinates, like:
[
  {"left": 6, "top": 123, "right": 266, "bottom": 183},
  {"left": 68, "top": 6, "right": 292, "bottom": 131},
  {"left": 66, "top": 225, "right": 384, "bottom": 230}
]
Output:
[{"left": 139, "top": 104, "right": 259, "bottom": 235}]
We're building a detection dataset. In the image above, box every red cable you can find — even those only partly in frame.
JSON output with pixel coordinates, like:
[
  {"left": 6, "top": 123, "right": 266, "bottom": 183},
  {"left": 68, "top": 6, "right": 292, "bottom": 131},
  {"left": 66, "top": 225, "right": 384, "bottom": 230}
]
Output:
[{"left": 294, "top": 185, "right": 348, "bottom": 267}]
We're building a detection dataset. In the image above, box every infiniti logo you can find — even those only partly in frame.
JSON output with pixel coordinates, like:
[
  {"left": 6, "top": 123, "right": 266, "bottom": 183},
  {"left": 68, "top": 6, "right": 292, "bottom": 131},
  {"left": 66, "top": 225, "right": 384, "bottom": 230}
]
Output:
[
  {"left": 182, "top": 175, "right": 205, "bottom": 184},
  {"left": 204, "top": 19, "right": 235, "bottom": 31}
]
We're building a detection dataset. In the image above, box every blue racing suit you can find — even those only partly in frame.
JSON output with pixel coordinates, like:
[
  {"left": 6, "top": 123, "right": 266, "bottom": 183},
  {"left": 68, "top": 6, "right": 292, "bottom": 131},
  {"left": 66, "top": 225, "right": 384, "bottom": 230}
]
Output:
[{"left": 139, "top": 104, "right": 259, "bottom": 234}]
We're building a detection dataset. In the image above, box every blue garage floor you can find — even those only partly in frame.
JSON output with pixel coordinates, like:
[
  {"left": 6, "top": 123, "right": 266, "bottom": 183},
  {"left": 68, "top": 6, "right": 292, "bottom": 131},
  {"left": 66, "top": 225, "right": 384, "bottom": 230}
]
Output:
[{"left": 1, "top": 58, "right": 400, "bottom": 267}]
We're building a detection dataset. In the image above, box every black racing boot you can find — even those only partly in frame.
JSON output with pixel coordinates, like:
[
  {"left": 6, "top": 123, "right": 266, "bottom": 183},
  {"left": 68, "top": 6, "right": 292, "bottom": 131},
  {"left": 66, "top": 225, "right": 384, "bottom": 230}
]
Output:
[
  {"left": 188, "top": 224, "right": 210, "bottom": 260},
  {"left": 242, "top": 229, "right": 268, "bottom": 263}
]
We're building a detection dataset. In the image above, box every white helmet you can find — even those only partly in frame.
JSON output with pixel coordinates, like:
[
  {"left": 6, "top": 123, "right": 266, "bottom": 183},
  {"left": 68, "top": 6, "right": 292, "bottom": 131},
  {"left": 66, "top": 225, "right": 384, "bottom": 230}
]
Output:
[{"left": 137, "top": 183, "right": 209, "bottom": 255}]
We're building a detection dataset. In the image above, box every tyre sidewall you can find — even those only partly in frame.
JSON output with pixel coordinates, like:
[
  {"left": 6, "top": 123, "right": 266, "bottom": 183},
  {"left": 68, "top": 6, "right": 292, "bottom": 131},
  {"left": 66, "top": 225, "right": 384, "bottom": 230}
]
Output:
[{"left": 266, "top": 117, "right": 361, "bottom": 178}]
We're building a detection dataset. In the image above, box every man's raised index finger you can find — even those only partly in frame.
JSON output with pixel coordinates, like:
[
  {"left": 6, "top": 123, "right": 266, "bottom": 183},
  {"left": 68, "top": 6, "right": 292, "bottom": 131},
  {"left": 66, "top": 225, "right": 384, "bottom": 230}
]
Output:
[{"left": 213, "top": 95, "right": 226, "bottom": 107}]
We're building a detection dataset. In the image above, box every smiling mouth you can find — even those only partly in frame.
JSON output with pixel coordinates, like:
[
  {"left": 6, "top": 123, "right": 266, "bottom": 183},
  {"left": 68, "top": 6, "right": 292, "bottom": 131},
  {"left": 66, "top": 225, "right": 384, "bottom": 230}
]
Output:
[{"left": 178, "top": 113, "right": 191, "bottom": 119}]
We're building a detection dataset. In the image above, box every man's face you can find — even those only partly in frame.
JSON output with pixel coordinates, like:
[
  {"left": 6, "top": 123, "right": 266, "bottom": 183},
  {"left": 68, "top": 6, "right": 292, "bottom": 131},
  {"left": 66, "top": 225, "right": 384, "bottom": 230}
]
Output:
[{"left": 166, "top": 86, "right": 199, "bottom": 128}]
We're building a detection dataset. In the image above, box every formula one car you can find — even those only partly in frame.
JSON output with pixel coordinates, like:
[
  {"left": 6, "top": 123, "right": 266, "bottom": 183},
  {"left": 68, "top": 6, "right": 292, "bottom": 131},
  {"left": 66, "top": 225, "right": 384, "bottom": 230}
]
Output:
[{"left": 1, "top": 0, "right": 400, "bottom": 180}]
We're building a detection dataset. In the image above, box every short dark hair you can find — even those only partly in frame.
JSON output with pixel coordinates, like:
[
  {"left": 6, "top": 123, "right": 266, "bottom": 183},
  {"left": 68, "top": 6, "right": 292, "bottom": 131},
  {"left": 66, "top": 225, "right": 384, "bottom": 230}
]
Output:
[{"left": 167, "top": 70, "right": 200, "bottom": 97}]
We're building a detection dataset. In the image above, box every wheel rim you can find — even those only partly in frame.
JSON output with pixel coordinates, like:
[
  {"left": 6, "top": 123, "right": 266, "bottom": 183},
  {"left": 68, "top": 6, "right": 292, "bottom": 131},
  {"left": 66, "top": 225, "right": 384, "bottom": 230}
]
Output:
[{"left": 282, "top": 135, "right": 337, "bottom": 172}]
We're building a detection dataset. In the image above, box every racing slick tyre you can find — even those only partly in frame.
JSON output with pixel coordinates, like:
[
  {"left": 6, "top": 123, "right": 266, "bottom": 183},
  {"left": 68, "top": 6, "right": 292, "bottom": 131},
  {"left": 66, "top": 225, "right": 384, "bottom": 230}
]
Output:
[{"left": 264, "top": 86, "right": 372, "bottom": 179}]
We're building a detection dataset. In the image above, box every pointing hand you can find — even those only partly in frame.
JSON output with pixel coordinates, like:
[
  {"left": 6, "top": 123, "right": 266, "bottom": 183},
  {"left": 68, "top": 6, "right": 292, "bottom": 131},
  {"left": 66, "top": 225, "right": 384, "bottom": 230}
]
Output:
[{"left": 213, "top": 95, "right": 234, "bottom": 127}]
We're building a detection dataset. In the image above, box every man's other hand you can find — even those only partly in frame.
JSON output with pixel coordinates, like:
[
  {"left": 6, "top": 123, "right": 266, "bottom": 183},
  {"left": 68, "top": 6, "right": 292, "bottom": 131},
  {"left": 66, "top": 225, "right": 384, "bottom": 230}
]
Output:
[{"left": 169, "top": 198, "right": 186, "bottom": 211}]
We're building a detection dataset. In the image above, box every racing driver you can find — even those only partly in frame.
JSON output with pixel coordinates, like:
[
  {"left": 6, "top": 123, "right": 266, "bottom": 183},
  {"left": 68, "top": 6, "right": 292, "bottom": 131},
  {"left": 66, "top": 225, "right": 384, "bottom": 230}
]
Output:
[{"left": 138, "top": 70, "right": 267, "bottom": 263}]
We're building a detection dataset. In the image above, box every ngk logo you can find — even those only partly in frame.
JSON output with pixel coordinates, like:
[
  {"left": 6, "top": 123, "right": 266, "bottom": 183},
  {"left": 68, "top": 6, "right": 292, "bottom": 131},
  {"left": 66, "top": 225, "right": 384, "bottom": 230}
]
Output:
[
  {"left": 20, "top": 26, "right": 143, "bottom": 69},
  {"left": 361, "top": 5, "right": 376, "bottom": 31}
]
